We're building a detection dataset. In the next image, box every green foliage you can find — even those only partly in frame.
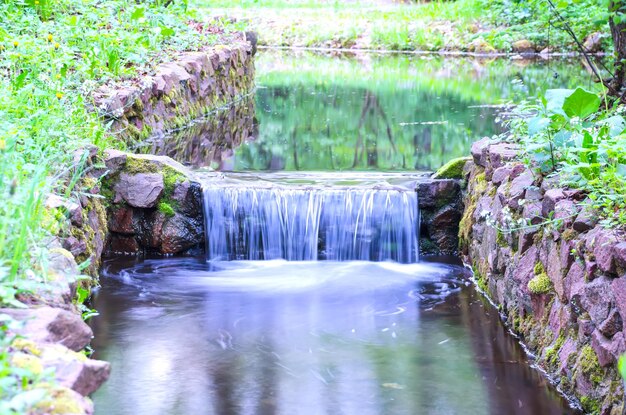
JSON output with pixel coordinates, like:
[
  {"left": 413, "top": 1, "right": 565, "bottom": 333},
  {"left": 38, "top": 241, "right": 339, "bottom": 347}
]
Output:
[
  {"left": 0, "top": 1, "right": 227, "bottom": 303},
  {"left": 508, "top": 85, "right": 626, "bottom": 225},
  {"left": 0, "top": 315, "right": 52, "bottom": 414},
  {"left": 528, "top": 272, "right": 552, "bottom": 294},
  {"left": 479, "top": 0, "right": 609, "bottom": 52}
]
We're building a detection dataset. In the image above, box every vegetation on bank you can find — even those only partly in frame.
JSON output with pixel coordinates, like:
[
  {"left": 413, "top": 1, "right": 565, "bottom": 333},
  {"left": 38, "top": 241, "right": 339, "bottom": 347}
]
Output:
[
  {"left": 194, "top": 0, "right": 607, "bottom": 53},
  {"left": 0, "top": 0, "right": 232, "bottom": 410}
]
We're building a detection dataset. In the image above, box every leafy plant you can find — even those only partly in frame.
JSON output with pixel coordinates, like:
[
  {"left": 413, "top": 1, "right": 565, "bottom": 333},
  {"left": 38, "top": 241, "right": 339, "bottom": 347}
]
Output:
[{"left": 507, "top": 86, "right": 626, "bottom": 225}]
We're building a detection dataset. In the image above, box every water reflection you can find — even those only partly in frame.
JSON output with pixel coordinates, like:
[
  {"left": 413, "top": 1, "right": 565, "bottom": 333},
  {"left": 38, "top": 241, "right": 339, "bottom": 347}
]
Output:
[
  {"left": 90, "top": 257, "right": 577, "bottom": 415},
  {"left": 135, "top": 51, "right": 598, "bottom": 172}
]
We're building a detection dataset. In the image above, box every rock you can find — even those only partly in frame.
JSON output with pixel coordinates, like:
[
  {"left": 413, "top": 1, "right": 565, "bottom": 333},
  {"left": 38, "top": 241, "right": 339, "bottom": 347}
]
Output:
[
  {"left": 524, "top": 186, "right": 542, "bottom": 201},
  {"left": 541, "top": 175, "right": 560, "bottom": 191},
  {"left": 172, "top": 181, "right": 203, "bottom": 218},
  {"left": 554, "top": 199, "right": 577, "bottom": 229},
  {"left": 513, "top": 246, "right": 538, "bottom": 292},
  {"left": 512, "top": 39, "right": 535, "bottom": 54},
  {"left": 591, "top": 330, "right": 625, "bottom": 366},
  {"left": 541, "top": 188, "right": 566, "bottom": 218},
  {"left": 1, "top": 307, "right": 92, "bottom": 351},
  {"left": 578, "top": 318, "right": 595, "bottom": 342},
  {"left": 522, "top": 201, "right": 543, "bottom": 226},
  {"left": 432, "top": 157, "right": 471, "bottom": 179},
  {"left": 427, "top": 205, "right": 462, "bottom": 254},
  {"left": 32, "top": 385, "right": 94, "bottom": 415},
  {"left": 614, "top": 242, "right": 626, "bottom": 270},
  {"left": 488, "top": 143, "right": 520, "bottom": 170},
  {"left": 62, "top": 236, "right": 87, "bottom": 257},
  {"left": 518, "top": 227, "right": 538, "bottom": 254},
  {"left": 108, "top": 206, "right": 135, "bottom": 235},
  {"left": 104, "top": 149, "right": 127, "bottom": 173},
  {"left": 40, "top": 344, "right": 110, "bottom": 396},
  {"left": 508, "top": 171, "right": 535, "bottom": 209},
  {"left": 593, "top": 229, "right": 618, "bottom": 275},
  {"left": 468, "top": 37, "right": 496, "bottom": 54},
  {"left": 558, "top": 337, "right": 577, "bottom": 375},
  {"left": 598, "top": 307, "right": 623, "bottom": 338},
  {"left": 546, "top": 242, "right": 565, "bottom": 299},
  {"left": 107, "top": 235, "right": 140, "bottom": 254},
  {"left": 160, "top": 214, "right": 204, "bottom": 254},
  {"left": 471, "top": 137, "right": 490, "bottom": 167},
  {"left": 417, "top": 180, "right": 460, "bottom": 209},
  {"left": 583, "top": 32, "right": 604, "bottom": 53},
  {"left": 114, "top": 173, "right": 164, "bottom": 208},
  {"left": 579, "top": 278, "right": 613, "bottom": 325},
  {"left": 612, "top": 277, "right": 626, "bottom": 323},
  {"left": 548, "top": 299, "right": 572, "bottom": 335}
]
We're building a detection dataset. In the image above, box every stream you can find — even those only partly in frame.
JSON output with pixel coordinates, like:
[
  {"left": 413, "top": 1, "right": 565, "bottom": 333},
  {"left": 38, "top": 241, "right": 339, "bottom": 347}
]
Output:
[{"left": 90, "top": 51, "right": 593, "bottom": 415}]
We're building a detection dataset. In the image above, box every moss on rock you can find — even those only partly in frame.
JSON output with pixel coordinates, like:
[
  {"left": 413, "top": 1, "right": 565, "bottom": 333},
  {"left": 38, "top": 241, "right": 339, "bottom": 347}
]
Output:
[
  {"left": 433, "top": 156, "right": 471, "bottom": 179},
  {"left": 528, "top": 262, "right": 552, "bottom": 294}
]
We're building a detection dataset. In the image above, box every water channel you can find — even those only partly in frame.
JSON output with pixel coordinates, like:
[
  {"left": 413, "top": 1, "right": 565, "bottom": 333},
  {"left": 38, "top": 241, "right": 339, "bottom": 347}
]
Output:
[{"left": 90, "top": 50, "right": 594, "bottom": 414}]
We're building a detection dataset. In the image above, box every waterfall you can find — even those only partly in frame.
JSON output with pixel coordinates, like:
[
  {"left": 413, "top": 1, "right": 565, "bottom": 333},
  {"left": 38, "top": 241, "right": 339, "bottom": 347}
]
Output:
[{"left": 203, "top": 181, "right": 420, "bottom": 263}]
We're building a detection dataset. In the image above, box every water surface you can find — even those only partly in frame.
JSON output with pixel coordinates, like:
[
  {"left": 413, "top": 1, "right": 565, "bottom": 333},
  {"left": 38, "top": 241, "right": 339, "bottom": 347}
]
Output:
[
  {"left": 91, "top": 257, "right": 578, "bottom": 415},
  {"left": 136, "top": 51, "right": 598, "bottom": 171}
]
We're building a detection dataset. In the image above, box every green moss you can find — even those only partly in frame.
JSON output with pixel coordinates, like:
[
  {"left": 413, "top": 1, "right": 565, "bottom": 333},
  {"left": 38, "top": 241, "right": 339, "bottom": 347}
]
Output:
[
  {"left": 562, "top": 228, "right": 578, "bottom": 242},
  {"left": 544, "top": 332, "right": 565, "bottom": 366},
  {"left": 432, "top": 156, "right": 471, "bottom": 179},
  {"left": 579, "top": 345, "right": 603, "bottom": 386},
  {"left": 496, "top": 230, "right": 508, "bottom": 247},
  {"left": 11, "top": 352, "right": 43, "bottom": 376},
  {"left": 528, "top": 272, "right": 552, "bottom": 294},
  {"left": 11, "top": 338, "right": 42, "bottom": 357},
  {"left": 34, "top": 385, "right": 85, "bottom": 415},
  {"left": 528, "top": 261, "right": 552, "bottom": 294},
  {"left": 580, "top": 396, "right": 600, "bottom": 415},
  {"left": 459, "top": 171, "right": 487, "bottom": 249},
  {"left": 158, "top": 202, "right": 175, "bottom": 218}
]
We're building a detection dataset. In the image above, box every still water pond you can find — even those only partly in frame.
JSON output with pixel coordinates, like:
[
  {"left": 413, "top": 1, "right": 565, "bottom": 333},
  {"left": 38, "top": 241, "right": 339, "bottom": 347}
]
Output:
[
  {"left": 91, "top": 257, "right": 577, "bottom": 415},
  {"left": 137, "top": 51, "right": 596, "bottom": 171}
]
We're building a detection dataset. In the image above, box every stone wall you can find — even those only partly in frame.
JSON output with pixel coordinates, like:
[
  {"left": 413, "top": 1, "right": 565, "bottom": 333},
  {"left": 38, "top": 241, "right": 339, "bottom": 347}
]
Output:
[
  {"left": 93, "top": 33, "right": 255, "bottom": 144},
  {"left": 461, "top": 137, "right": 626, "bottom": 415},
  {"left": 101, "top": 151, "right": 204, "bottom": 256}
]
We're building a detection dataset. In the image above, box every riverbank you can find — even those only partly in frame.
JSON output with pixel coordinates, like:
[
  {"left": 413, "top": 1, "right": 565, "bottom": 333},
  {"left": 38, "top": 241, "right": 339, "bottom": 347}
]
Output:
[
  {"left": 0, "top": 1, "right": 248, "bottom": 412},
  {"left": 457, "top": 84, "right": 626, "bottom": 413},
  {"left": 194, "top": 0, "right": 609, "bottom": 54}
]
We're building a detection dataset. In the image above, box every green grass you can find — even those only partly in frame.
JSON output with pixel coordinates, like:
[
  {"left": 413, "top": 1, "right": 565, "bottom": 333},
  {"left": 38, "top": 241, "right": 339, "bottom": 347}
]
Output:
[
  {"left": 193, "top": 0, "right": 608, "bottom": 52},
  {"left": 0, "top": 0, "right": 233, "bottom": 410}
]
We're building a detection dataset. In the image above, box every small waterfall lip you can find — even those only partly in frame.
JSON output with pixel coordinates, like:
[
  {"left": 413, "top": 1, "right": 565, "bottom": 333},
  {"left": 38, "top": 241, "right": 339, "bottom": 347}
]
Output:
[{"left": 199, "top": 171, "right": 424, "bottom": 264}]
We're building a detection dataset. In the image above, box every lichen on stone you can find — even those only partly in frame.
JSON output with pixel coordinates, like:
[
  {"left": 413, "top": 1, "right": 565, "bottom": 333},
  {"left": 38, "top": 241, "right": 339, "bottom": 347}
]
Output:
[{"left": 433, "top": 156, "right": 471, "bottom": 179}]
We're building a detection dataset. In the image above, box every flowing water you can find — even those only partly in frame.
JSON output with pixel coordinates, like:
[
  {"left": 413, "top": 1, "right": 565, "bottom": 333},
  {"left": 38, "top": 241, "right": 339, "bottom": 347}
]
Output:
[
  {"left": 201, "top": 173, "right": 420, "bottom": 262},
  {"left": 90, "top": 51, "right": 593, "bottom": 414},
  {"left": 91, "top": 257, "right": 577, "bottom": 415}
]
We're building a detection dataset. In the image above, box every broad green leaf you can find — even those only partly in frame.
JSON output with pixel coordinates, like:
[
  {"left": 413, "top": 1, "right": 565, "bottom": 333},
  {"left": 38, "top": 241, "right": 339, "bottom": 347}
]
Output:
[
  {"left": 604, "top": 115, "right": 626, "bottom": 137},
  {"left": 527, "top": 117, "right": 550, "bottom": 136},
  {"left": 562, "top": 87, "right": 601, "bottom": 119},
  {"left": 131, "top": 6, "right": 145, "bottom": 20},
  {"left": 582, "top": 131, "right": 594, "bottom": 149},
  {"left": 545, "top": 89, "right": 573, "bottom": 116}
]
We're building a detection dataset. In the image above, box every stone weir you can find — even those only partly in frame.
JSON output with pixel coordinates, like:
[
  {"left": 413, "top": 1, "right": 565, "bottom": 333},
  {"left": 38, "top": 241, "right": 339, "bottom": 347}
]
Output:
[
  {"left": 102, "top": 162, "right": 463, "bottom": 258},
  {"left": 461, "top": 138, "right": 626, "bottom": 414}
]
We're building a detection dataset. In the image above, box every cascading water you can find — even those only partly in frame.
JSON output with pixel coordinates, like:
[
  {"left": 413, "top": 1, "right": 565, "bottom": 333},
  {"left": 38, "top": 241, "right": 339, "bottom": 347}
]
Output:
[{"left": 202, "top": 176, "right": 420, "bottom": 263}]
